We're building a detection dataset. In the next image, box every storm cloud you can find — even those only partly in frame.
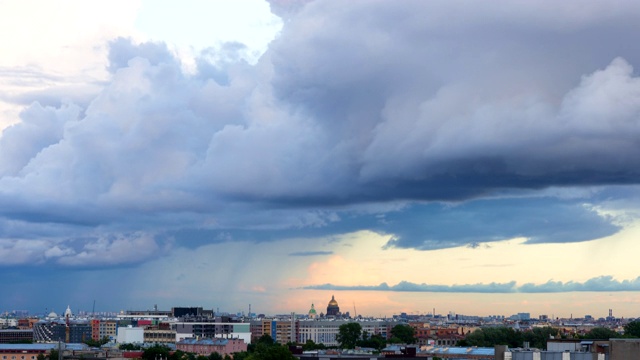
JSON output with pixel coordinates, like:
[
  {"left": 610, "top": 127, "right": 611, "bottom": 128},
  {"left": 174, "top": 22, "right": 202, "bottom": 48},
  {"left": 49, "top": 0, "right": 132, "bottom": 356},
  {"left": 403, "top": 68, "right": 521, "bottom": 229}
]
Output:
[{"left": 1, "top": 0, "right": 640, "bottom": 269}]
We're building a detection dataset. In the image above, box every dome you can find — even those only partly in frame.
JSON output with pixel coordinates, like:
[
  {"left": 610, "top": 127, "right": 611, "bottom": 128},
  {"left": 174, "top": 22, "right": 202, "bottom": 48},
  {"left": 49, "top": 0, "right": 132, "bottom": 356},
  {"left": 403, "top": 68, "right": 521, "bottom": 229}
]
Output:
[
  {"left": 308, "top": 303, "right": 318, "bottom": 319},
  {"left": 326, "top": 295, "right": 340, "bottom": 316},
  {"left": 47, "top": 311, "right": 58, "bottom": 318},
  {"left": 64, "top": 305, "right": 72, "bottom": 318}
]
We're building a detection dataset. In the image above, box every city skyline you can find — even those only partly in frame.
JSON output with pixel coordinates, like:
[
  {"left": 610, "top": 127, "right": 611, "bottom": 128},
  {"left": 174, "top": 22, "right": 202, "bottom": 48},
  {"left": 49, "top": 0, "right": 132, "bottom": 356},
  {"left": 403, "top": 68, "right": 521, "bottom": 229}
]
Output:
[{"left": 2, "top": 0, "right": 640, "bottom": 319}]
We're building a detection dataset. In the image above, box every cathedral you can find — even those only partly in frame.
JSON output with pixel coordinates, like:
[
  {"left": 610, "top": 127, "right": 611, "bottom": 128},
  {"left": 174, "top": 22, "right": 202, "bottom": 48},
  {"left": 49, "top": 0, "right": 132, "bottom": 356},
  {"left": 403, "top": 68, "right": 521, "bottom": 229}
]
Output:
[{"left": 326, "top": 295, "right": 340, "bottom": 316}]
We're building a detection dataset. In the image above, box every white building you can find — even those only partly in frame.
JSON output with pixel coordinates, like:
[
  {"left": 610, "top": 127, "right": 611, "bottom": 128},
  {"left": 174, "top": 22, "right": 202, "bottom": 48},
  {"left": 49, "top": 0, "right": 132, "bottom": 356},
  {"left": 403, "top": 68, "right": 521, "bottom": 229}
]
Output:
[
  {"left": 297, "top": 320, "right": 390, "bottom": 347},
  {"left": 173, "top": 322, "right": 251, "bottom": 344},
  {"left": 116, "top": 326, "right": 144, "bottom": 344}
]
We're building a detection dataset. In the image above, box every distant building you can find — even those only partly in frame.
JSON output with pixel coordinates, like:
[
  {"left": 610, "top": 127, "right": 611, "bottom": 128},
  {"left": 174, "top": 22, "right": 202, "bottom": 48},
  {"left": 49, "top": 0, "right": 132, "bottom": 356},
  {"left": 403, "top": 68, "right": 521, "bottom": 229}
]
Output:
[
  {"left": 298, "top": 320, "right": 391, "bottom": 347},
  {"left": 0, "top": 330, "right": 33, "bottom": 344},
  {"left": 176, "top": 338, "right": 247, "bottom": 357},
  {"left": 33, "top": 321, "right": 91, "bottom": 343},
  {"left": 116, "top": 327, "right": 144, "bottom": 344},
  {"left": 172, "top": 307, "right": 213, "bottom": 318},
  {"left": 610, "top": 338, "right": 640, "bottom": 359},
  {"left": 173, "top": 321, "right": 251, "bottom": 344},
  {"left": 326, "top": 296, "right": 340, "bottom": 317},
  {"left": 0, "top": 344, "right": 59, "bottom": 360},
  {"left": 143, "top": 329, "right": 176, "bottom": 344},
  {"left": 308, "top": 304, "right": 318, "bottom": 319}
]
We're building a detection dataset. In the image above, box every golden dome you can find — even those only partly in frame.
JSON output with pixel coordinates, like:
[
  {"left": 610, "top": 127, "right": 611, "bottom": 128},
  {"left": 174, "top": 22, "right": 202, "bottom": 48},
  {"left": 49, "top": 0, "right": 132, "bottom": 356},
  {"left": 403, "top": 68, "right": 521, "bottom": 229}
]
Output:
[{"left": 328, "top": 295, "right": 339, "bottom": 307}]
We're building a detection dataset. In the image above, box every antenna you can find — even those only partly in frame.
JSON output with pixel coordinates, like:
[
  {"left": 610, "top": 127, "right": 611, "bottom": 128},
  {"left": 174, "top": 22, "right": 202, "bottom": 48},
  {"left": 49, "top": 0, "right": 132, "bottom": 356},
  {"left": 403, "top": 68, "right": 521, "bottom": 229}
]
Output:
[
  {"left": 92, "top": 300, "right": 96, "bottom": 318},
  {"left": 353, "top": 302, "right": 357, "bottom": 318}
]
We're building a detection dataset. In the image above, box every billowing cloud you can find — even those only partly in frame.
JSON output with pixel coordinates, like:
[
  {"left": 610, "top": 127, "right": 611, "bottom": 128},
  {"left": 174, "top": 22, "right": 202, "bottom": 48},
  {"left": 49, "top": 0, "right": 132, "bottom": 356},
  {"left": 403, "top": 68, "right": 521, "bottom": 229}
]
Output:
[
  {"left": 0, "top": 233, "right": 165, "bottom": 267},
  {"left": 0, "top": 1, "right": 640, "bottom": 280},
  {"left": 303, "top": 276, "right": 640, "bottom": 293}
]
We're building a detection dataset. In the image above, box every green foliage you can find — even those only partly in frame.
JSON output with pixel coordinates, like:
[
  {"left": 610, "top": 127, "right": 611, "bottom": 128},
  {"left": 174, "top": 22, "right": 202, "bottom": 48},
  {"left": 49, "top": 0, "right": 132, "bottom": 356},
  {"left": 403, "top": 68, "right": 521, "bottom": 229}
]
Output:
[
  {"left": 459, "top": 327, "right": 522, "bottom": 348},
  {"left": 625, "top": 321, "right": 640, "bottom": 338},
  {"left": 357, "top": 332, "right": 387, "bottom": 351},
  {"left": 47, "top": 350, "right": 59, "bottom": 360},
  {"left": 458, "top": 326, "right": 560, "bottom": 350},
  {"left": 390, "top": 324, "right": 416, "bottom": 344},
  {"left": 141, "top": 344, "right": 171, "bottom": 360},
  {"left": 37, "top": 354, "right": 46, "bottom": 360},
  {"left": 522, "top": 327, "right": 560, "bottom": 349},
  {"left": 582, "top": 327, "right": 619, "bottom": 339},
  {"left": 119, "top": 343, "right": 142, "bottom": 351},
  {"left": 207, "top": 353, "right": 223, "bottom": 360},
  {"left": 336, "top": 322, "right": 362, "bottom": 349},
  {"left": 230, "top": 352, "right": 250, "bottom": 360},
  {"left": 169, "top": 350, "right": 186, "bottom": 360},
  {"left": 83, "top": 336, "right": 110, "bottom": 348},
  {"left": 246, "top": 342, "right": 295, "bottom": 360},
  {"left": 256, "top": 334, "right": 275, "bottom": 345},
  {"left": 302, "top": 339, "right": 327, "bottom": 351}
]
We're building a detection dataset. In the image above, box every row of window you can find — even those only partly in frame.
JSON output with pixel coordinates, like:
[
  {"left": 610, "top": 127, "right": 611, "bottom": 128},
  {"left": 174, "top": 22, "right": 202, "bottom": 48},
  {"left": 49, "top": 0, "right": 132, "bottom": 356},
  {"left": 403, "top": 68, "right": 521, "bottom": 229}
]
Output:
[{"left": 1, "top": 356, "right": 37, "bottom": 360}]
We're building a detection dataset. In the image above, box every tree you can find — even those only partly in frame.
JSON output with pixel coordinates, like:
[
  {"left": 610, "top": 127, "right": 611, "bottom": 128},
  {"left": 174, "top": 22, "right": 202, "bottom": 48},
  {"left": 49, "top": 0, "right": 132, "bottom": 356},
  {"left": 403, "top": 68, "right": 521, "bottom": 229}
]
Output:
[
  {"left": 247, "top": 343, "right": 295, "bottom": 360},
  {"left": 120, "top": 343, "right": 142, "bottom": 351},
  {"left": 302, "top": 339, "right": 326, "bottom": 351},
  {"left": 83, "top": 336, "right": 110, "bottom": 348},
  {"left": 141, "top": 344, "right": 171, "bottom": 360},
  {"left": 390, "top": 324, "right": 416, "bottom": 344},
  {"left": 625, "top": 321, "right": 640, "bottom": 338},
  {"left": 248, "top": 334, "right": 275, "bottom": 353},
  {"left": 336, "top": 322, "right": 362, "bottom": 349},
  {"left": 169, "top": 350, "right": 186, "bottom": 360},
  {"left": 230, "top": 352, "right": 249, "bottom": 360},
  {"left": 47, "top": 350, "right": 59, "bottom": 360},
  {"left": 583, "top": 327, "right": 619, "bottom": 340},
  {"left": 256, "top": 334, "right": 275, "bottom": 345},
  {"left": 458, "top": 327, "right": 523, "bottom": 348},
  {"left": 37, "top": 354, "right": 46, "bottom": 360},
  {"left": 207, "top": 353, "right": 223, "bottom": 360},
  {"left": 522, "top": 327, "right": 560, "bottom": 349},
  {"left": 357, "top": 333, "right": 387, "bottom": 351}
]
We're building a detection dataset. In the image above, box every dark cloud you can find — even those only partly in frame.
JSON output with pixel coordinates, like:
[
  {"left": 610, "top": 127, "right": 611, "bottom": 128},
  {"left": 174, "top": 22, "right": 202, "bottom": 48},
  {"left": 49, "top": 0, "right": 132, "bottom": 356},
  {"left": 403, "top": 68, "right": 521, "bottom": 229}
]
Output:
[
  {"left": 1, "top": 1, "right": 640, "bottom": 268},
  {"left": 381, "top": 198, "right": 621, "bottom": 250},
  {"left": 303, "top": 276, "right": 640, "bottom": 293}
]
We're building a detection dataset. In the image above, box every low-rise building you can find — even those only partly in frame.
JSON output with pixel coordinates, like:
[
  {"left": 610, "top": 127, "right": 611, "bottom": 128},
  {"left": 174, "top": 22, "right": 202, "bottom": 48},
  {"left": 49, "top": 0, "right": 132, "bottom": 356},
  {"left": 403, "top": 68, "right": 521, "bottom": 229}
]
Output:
[
  {"left": 176, "top": 338, "right": 246, "bottom": 357},
  {"left": 0, "top": 330, "right": 33, "bottom": 344},
  {"left": 143, "top": 329, "right": 176, "bottom": 344},
  {"left": 173, "top": 321, "right": 251, "bottom": 344}
]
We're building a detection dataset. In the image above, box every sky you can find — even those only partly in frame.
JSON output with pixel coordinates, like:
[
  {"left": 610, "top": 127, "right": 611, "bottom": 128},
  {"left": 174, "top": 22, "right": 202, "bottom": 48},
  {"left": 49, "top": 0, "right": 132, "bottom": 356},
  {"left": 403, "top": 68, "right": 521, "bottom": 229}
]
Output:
[{"left": 2, "top": 0, "right": 640, "bottom": 320}]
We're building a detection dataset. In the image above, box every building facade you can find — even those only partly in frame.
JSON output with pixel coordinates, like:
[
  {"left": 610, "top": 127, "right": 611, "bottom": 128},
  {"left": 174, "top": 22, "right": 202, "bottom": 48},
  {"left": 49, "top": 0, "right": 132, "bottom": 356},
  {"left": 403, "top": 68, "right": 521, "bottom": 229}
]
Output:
[
  {"left": 173, "top": 322, "right": 251, "bottom": 344},
  {"left": 0, "top": 330, "right": 33, "bottom": 344},
  {"left": 33, "top": 321, "right": 91, "bottom": 343},
  {"left": 176, "top": 338, "right": 247, "bottom": 357}
]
